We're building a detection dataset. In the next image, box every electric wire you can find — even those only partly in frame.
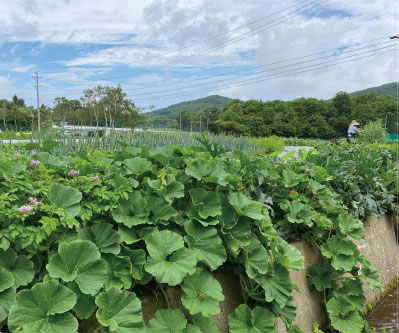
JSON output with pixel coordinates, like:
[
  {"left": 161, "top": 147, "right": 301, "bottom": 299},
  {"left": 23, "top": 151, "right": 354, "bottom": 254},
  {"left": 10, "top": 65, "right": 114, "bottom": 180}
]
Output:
[
  {"left": 40, "top": 37, "right": 391, "bottom": 98},
  {"left": 131, "top": 47, "right": 396, "bottom": 102},
  {"left": 60, "top": 0, "right": 328, "bottom": 83}
]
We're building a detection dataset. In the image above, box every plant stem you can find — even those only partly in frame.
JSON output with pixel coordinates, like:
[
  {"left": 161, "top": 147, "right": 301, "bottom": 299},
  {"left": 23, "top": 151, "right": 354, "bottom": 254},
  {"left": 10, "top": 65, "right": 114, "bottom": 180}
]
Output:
[
  {"left": 93, "top": 325, "right": 103, "bottom": 333},
  {"left": 159, "top": 283, "right": 170, "bottom": 309}
]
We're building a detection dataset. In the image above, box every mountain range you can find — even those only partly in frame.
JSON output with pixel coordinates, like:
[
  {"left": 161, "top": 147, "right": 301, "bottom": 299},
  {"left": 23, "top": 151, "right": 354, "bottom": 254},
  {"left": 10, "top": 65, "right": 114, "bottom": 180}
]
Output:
[{"left": 150, "top": 83, "right": 398, "bottom": 119}]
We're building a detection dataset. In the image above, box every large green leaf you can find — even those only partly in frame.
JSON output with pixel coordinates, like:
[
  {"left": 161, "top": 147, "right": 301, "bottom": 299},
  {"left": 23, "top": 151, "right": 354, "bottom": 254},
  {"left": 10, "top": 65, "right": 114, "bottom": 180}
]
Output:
[
  {"left": 187, "top": 314, "right": 220, "bottom": 333},
  {"left": 96, "top": 287, "right": 143, "bottom": 332},
  {"left": 67, "top": 282, "right": 96, "bottom": 320},
  {"left": 338, "top": 214, "right": 363, "bottom": 233},
  {"left": 228, "top": 304, "right": 276, "bottom": 333},
  {"left": 282, "top": 169, "right": 303, "bottom": 187},
  {"left": 184, "top": 221, "right": 226, "bottom": 270},
  {"left": 326, "top": 296, "right": 364, "bottom": 333},
  {"left": 259, "top": 264, "right": 293, "bottom": 308},
  {"left": 145, "top": 248, "right": 197, "bottom": 286},
  {"left": 189, "top": 188, "right": 222, "bottom": 219},
  {"left": 321, "top": 235, "right": 358, "bottom": 271},
  {"left": 118, "top": 225, "right": 141, "bottom": 244},
  {"left": 145, "top": 229, "right": 184, "bottom": 260},
  {"left": 120, "top": 246, "right": 146, "bottom": 281},
  {"left": 145, "top": 230, "right": 196, "bottom": 285},
  {"left": 124, "top": 157, "right": 152, "bottom": 175},
  {"left": 146, "top": 309, "right": 187, "bottom": 333},
  {"left": 112, "top": 192, "right": 149, "bottom": 227},
  {"left": 334, "top": 279, "right": 366, "bottom": 311},
  {"left": 306, "top": 263, "right": 332, "bottom": 291},
  {"left": 48, "top": 184, "right": 82, "bottom": 218},
  {"left": 147, "top": 196, "right": 178, "bottom": 221},
  {"left": 103, "top": 253, "right": 133, "bottom": 290},
  {"left": 0, "top": 249, "right": 34, "bottom": 288},
  {"left": 244, "top": 245, "right": 270, "bottom": 279},
  {"left": 279, "top": 201, "right": 314, "bottom": 227},
  {"left": 185, "top": 159, "right": 228, "bottom": 186},
  {"left": 8, "top": 279, "right": 78, "bottom": 333},
  {"left": 155, "top": 180, "right": 185, "bottom": 203},
  {"left": 271, "top": 239, "right": 304, "bottom": 272},
  {"left": 78, "top": 223, "right": 121, "bottom": 254},
  {"left": 181, "top": 267, "right": 224, "bottom": 316},
  {"left": 47, "top": 240, "right": 106, "bottom": 295},
  {"left": 359, "top": 257, "right": 384, "bottom": 290},
  {"left": 228, "top": 192, "right": 268, "bottom": 220},
  {"left": 0, "top": 267, "right": 14, "bottom": 292},
  {"left": 0, "top": 286, "right": 15, "bottom": 321},
  {"left": 36, "top": 152, "right": 67, "bottom": 170},
  {"left": 271, "top": 297, "right": 297, "bottom": 327}
]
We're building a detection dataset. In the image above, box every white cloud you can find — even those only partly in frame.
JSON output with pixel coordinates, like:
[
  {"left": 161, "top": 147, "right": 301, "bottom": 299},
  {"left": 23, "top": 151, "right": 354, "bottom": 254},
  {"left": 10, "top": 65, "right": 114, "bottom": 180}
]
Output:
[
  {"left": 0, "top": 76, "right": 18, "bottom": 100},
  {"left": 0, "top": 0, "right": 396, "bottom": 108}
]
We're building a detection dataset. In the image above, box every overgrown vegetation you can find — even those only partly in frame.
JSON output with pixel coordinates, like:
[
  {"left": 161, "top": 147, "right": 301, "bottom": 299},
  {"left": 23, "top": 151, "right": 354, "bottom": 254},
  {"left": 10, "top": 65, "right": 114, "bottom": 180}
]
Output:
[
  {"left": 208, "top": 92, "right": 397, "bottom": 139},
  {"left": 0, "top": 139, "right": 396, "bottom": 332},
  {"left": 250, "top": 136, "right": 285, "bottom": 155},
  {"left": 358, "top": 120, "right": 387, "bottom": 144}
]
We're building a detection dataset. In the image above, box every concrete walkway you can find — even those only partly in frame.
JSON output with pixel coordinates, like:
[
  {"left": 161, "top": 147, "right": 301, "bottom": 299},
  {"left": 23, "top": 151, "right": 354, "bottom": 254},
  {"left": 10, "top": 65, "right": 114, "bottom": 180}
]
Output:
[{"left": 278, "top": 146, "right": 312, "bottom": 159}]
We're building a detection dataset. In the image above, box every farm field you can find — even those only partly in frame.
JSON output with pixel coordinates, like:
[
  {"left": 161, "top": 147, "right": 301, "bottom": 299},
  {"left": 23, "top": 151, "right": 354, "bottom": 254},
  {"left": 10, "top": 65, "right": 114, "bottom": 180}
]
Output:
[{"left": 0, "top": 135, "right": 397, "bottom": 332}]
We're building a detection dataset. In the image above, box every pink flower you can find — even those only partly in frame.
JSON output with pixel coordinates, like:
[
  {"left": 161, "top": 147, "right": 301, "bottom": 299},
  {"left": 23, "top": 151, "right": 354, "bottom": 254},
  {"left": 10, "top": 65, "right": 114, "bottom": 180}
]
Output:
[
  {"left": 68, "top": 169, "right": 80, "bottom": 176},
  {"left": 106, "top": 173, "right": 111, "bottom": 177},
  {"left": 30, "top": 160, "right": 40, "bottom": 166},
  {"left": 91, "top": 175, "right": 99, "bottom": 181},
  {"left": 18, "top": 205, "right": 34, "bottom": 213},
  {"left": 28, "top": 197, "right": 39, "bottom": 206}
]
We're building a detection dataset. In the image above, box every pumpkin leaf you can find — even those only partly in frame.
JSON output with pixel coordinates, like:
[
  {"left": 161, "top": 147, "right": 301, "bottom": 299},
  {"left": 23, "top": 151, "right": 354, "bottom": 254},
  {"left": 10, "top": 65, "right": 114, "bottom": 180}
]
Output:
[
  {"left": 47, "top": 240, "right": 106, "bottom": 295},
  {"left": 228, "top": 304, "right": 276, "bottom": 333},
  {"left": 48, "top": 184, "right": 82, "bottom": 218},
  {"left": 96, "top": 287, "right": 143, "bottom": 332},
  {"left": 0, "top": 248, "right": 34, "bottom": 290},
  {"left": 146, "top": 309, "right": 187, "bottom": 333},
  {"left": 181, "top": 267, "right": 224, "bottom": 316},
  {"left": 8, "top": 280, "right": 78, "bottom": 333}
]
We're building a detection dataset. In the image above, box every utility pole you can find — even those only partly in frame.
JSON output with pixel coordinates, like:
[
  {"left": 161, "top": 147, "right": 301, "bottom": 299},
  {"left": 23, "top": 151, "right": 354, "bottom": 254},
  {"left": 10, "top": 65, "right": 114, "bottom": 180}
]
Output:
[
  {"left": 206, "top": 118, "right": 209, "bottom": 132},
  {"left": 33, "top": 71, "right": 41, "bottom": 141},
  {"left": 199, "top": 115, "right": 202, "bottom": 133},
  {"left": 190, "top": 114, "right": 193, "bottom": 133},
  {"left": 179, "top": 111, "right": 182, "bottom": 132}
]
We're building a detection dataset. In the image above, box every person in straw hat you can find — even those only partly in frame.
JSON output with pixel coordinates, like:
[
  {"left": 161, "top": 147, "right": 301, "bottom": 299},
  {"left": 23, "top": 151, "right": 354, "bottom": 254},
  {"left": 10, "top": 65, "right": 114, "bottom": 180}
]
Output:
[{"left": 346, "top": 120, "right": 363, "bottom": 143}]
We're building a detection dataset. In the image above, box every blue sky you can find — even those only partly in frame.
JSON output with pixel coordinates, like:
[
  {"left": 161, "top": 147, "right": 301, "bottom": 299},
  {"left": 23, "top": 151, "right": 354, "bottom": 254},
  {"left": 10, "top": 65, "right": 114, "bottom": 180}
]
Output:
[{"left": 0, "top": 0, "right": 396, "bottom": 110}]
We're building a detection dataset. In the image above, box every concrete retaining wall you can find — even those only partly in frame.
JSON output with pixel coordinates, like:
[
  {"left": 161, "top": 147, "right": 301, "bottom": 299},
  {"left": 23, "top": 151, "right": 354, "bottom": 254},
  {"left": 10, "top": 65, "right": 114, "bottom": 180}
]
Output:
[
  {"left": 276, "top": 213, "right": 398, "bottom": 332},
  {"left": 79, "top": 214, "right": 398, "bottom": 332},
  {"left": 356, "top": 214, "right": 399, "bottom": 302}
]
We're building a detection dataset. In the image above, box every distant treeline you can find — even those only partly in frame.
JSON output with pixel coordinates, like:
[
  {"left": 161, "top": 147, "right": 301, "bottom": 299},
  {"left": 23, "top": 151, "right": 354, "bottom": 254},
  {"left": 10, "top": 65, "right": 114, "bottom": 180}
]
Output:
[
  {"left": 0, "top": 85, "right": 143, "bottom": 132},
  {"left": 208, "top": 92, "right": 397, "bottom": 138}
]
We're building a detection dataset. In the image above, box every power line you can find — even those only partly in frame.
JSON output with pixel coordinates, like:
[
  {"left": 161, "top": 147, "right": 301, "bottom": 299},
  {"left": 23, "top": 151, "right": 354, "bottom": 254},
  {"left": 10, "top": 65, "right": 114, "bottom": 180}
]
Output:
[
  {"left": 42, "top": 36, "right": 389, "bottom": 98},
  {"left": 124, "top": 40, "right": 394, "bottom": 97},
  {"left": 38, "top": 45, "right": 395, "bottom": 104},
  {"left": 57, "top": 0, "right": 328, "bottom": 83},
  {"left": 40, "top": 12, "right": 391, "bottom": 98},
  {"left": 131, "top": 47, "right": 395, "bottom": 103}
]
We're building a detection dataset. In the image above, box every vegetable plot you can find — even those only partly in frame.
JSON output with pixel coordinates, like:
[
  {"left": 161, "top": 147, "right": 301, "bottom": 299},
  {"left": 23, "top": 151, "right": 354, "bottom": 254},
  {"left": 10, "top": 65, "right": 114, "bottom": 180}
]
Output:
[{"left": 0, "top": 142, "right": 393, "bottom": 332}]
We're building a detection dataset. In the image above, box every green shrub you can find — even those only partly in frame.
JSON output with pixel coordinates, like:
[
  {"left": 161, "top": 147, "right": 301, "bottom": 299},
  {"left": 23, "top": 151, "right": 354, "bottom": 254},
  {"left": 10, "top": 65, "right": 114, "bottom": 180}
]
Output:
[
  {"left": 282, "top": 137, "right": 326, "bottom": 146},
  {"left": 358, "top": 120, "right": 387, "bottom": 144},
  {"left": 251, "top": 136, "right": 285, "bottom": 154}
]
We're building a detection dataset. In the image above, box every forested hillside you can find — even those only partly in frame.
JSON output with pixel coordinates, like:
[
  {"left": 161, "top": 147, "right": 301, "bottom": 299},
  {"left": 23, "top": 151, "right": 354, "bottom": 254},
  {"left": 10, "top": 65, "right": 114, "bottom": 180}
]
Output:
[
  {"left": 150, "top": 95, "right": 232, "bottom": 119},
  {"left": 350, "top": 82, "right": 397, "bottom": 99},
  {"left": 209, "top": 92, "right": 397, "bottom": 138}
]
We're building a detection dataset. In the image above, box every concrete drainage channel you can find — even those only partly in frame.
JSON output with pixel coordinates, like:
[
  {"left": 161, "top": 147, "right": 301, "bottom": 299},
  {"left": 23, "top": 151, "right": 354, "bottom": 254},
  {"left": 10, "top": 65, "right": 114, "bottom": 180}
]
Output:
[{"left": 366, "top": 290, "right": 399, "bottom": 332}]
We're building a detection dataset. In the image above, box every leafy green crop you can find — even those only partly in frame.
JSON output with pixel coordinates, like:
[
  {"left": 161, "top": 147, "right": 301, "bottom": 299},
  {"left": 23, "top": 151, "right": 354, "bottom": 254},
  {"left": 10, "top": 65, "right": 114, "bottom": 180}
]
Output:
[{"left": 0, "top": 140, "right": 395, "bottom": 332}]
